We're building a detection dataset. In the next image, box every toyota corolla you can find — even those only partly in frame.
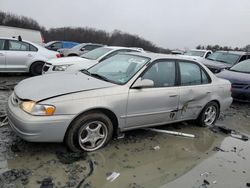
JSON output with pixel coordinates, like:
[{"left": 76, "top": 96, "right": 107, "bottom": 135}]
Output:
[{"left": 7, "top": 53, "right": 232, "bottom": 152}]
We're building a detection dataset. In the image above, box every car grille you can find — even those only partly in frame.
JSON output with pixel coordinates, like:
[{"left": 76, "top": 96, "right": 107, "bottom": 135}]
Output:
[{"left": 232, "top": 83, "right": 250, "bottom": 89}]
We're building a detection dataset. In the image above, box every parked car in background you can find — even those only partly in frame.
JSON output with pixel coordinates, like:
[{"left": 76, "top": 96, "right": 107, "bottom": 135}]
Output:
[
  {"left": 0, "top": 37, "right": 60, "bottom": 75},
  {"left": 171, "top": 50, "right": 184, "bottom": 55},
  {"left": 7, "top": 52, "right": 232, "bottom": 152},
  {"left": 216, "top": 59, "right": 250, "bottom": 102},
  {"left": 45, "top": 41, "right": 79, "bottom": 51},
  {"left": 57, "top": 43, "right": 103, "bottom": 57},
  {"left": 200, "top": 51, "right": 250, "bottom": 73},
  {"left": 42, "top": 46, "right": 144, "bottom": 74},
  {"left": 0, "top": 25, "right": 44, "bottom": 45},
  {"left": 183, "top": 50, "right": 212, "bottom": 58}
]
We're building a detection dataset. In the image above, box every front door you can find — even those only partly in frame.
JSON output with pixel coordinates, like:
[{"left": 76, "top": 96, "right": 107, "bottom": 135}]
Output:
[{"left": 126, "top": 60, "right": 179, "bottom": 128}]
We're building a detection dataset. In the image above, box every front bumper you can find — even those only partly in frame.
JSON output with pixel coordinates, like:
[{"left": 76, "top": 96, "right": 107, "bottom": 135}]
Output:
[{"left": 7, "top": 94, "right": 75, "bottom": 142}]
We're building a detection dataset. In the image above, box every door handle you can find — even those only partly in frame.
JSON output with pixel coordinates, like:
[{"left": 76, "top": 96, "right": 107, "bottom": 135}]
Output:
[
  {"left": 169, "top": 94, "right": 178, "bottom": 97},
  {"left": 206, "top": 91, "right": 211, "bottom": 94},
  {"left": 27, "top": 54, "right": 33, "bottom": 57}
]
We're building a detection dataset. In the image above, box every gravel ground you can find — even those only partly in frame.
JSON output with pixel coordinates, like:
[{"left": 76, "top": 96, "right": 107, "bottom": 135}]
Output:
[{"left": 0, "top": 74, "right": 250, "bottom": 188}]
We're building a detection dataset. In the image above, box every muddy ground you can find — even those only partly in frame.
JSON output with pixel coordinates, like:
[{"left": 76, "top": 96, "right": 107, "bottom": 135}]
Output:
[{"left": 0, "top": 74, "right": 250, "bottom": 188}]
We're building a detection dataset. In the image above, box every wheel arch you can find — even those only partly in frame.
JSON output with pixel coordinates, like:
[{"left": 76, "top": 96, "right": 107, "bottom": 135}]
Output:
[
  {"left": 64, "top": 107, "right": 119, "bottom": 141},
  {"left": 29, "top": 60, "right": 46, "bottom": 72}
]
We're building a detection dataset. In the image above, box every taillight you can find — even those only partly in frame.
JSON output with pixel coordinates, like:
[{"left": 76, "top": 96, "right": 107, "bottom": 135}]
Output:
[
  {"left": 56, "top": 54, "right": 61, "bottom": 58},
  {"left": 41, "top": 36, "right": 45, "bottom": 43}
]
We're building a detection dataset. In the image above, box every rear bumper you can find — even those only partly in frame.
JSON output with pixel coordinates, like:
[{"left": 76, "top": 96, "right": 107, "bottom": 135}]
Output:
[{"left": 7, "top": 94, "right": 74, "bottom": 142}]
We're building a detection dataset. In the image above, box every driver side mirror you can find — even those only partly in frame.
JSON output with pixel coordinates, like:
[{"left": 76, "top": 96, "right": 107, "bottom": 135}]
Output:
[
  {"left": 80, "top": 48, "right": 85, "bottom": 51},
  {"left": 132, "top": 78, "right": 154, "bottom": 89}
]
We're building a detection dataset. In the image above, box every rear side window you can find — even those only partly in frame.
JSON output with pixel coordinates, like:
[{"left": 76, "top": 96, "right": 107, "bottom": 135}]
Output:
[
  {"left": 179, "top": 61, "right": 210, "bottom": 86},
  {"left": 0, "top": 40, "right": 5, "bottom": 50},
  {"left": 29, "top": 44, "right": 38, "bottom": 52},
  {"left": 9, "top": 40, "right": 29, "bottom": 51}
]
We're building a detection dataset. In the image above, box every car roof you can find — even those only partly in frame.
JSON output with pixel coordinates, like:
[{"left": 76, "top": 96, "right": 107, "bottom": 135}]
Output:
[
  {"left": 189, "top": 49, "right": 211, "bottom": 52},
  {"left": 0, "top": 37, "right": 40, "bottom": 46},
  {"left": 121, "top": 51, "right": 203, "bottom": 62},
  {"left": 104, "top": 46, "right": 144, "bottom": 51},
  {"left": 216, "top": 51, "right": 249, "bottom": 55}
]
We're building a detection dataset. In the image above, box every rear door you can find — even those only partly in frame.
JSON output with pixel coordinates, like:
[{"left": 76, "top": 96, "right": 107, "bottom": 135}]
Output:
[
  {"left": 126, "top": 60, "right": 180, "bottom": 128},
  {"left": 5, "top": 40, "right": 36, "bottom": 72},
  {"left": 0, "top": 39, "right": 6, "bottom": 71},
  {"left": 177, "top": 60, "right": 212, "bottom": 120}
]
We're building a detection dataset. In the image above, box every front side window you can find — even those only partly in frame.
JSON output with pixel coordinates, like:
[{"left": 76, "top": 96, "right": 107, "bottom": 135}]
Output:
[
  {"left": 9, "top": 40, "right": 29, "bottom": 51},
  {"left": 179, "top": 61, "right": 209, "bottom": 86},
  {"left": 88, "top": 54, "right": 150, "bottom": 84},
  {"left": 141, "top": 61, "right": 176, "bottom": 87},
  {"left": 0, "top": 40, "right": 5, "bottom": 50},
  {"left": 52, "top": 42, "right": 62, "bottom": 49}
]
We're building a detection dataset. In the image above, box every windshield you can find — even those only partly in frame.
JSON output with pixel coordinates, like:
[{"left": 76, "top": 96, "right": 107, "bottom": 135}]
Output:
[
  {"left": 87, "top": 54, "right": 150, "bottom": 84},
  {"left": 71, "top": 43, "right": 85, "bottom": 50},
  {"left": 45, "top": 41, "right": 55, "bottom": 47},
  {"left": 207, "top": 52, "right": 240, "bottom": 65},
  {"left": 230, "top": 60, "right": 250, "bottom": 73},
  {"left": 80, "top": 47, "right": 112, "bottom": 60},
  {"left": 184, "top": 50, "right": 205, "bottom": 57}
]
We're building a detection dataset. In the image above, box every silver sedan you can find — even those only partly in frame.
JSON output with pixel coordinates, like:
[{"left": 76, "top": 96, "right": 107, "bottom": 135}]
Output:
[{"left": 7, "top": 52, "right": 232, "bottom": 152}]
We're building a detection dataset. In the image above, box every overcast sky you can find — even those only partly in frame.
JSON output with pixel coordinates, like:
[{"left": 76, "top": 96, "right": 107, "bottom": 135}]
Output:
[{"left": 1, "top": 0, "right": 250, "bottom": 49}]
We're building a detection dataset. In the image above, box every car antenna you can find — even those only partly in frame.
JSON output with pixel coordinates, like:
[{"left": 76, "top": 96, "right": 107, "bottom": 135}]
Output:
[{"left": 18, "top": 35, "right": 22, "bottom": 41}]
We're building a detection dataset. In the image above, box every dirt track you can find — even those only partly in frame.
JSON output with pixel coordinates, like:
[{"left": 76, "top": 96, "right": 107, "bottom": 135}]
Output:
[{"left": 0, "top": 74, "right": 250, "bottom": 188}]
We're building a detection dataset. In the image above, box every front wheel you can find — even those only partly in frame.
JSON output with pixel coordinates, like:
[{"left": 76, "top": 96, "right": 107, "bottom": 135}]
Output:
[
  {"left": 65, "top": 112, "right": 113, "bottom": 152},
  {"left": 197, "top": 101, "right": 219, "bottom": 127}
]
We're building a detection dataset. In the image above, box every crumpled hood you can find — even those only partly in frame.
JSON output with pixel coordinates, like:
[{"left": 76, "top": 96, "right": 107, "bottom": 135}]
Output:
[
  {"left": 200, "top": 59, "right": 231, "bottom": 69},
  {"left": 47, "top": 56, "right": 90, "bottom": 66},
  {"left": 15, "top": 72, "right": 115, "bottom": 101},
  {"left": 216, "top": 69, "right": 250, "bottom": 83}
]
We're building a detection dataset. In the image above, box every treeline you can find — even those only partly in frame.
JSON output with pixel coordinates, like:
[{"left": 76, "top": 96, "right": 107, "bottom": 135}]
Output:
[
  {"left": 0, "top": 11, "right": 170, "bottom": 53},
  {"left": 196, "top": 44, "right": 250, "bottom": 52}
]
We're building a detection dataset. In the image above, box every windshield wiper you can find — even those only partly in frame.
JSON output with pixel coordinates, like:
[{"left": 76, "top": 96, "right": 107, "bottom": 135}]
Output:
[
  {"left": 80, "top": 69, "right": 91, "bottom": 76},
  {"left": 91, "top": 73, "right": 110, "bottom": 82},
  {"left": 215, "top": 59, "right": 229, "bottom": 64}
]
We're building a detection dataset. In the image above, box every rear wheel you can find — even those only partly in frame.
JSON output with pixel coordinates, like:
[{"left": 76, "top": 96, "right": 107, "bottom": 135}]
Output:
[
  {"left": 65, "top": 112, "right": 113, "bottom": 152},
  {"left": 30, "top": 61, "right": 44, "bottom": 76},
  {"left": 197, "top": 101, "right": 219, "bottom": 127}
]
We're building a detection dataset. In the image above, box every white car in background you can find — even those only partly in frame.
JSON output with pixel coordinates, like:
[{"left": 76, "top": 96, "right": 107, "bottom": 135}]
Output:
[
  {"left": 182, "top": 50, "right": 212, "bottom": 59},
  {"left": 42, "top": 46, "right": 144, "bottom": 74},
  {"left": 0, "top": 37, "right": 61, "bottom": 75}
]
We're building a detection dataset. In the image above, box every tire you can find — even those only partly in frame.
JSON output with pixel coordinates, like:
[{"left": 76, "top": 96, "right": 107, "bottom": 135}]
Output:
[
  {"left": 65, "top": 112, "right": 113, "bottom": 152},
  {"left": 68, "top": 54, "right": 78, "bottom": 57},
  {"left": 196, "top": 101, "right": 219, "bottom": 127},
  {"left": 30, "top": 61, "right": 45, "bottom": 76}
]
